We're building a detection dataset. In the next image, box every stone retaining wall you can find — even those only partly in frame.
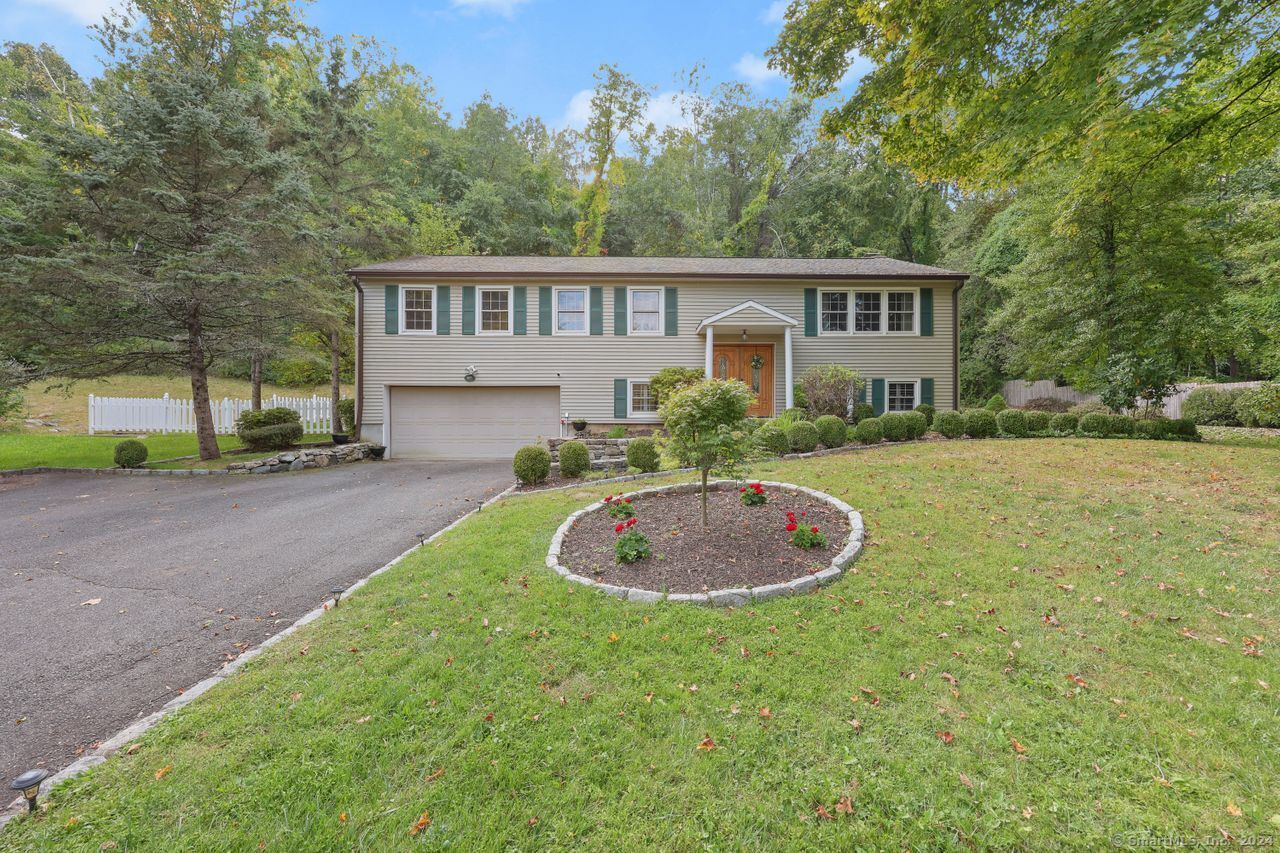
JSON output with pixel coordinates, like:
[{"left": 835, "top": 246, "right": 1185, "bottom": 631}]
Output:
[
  {"left": 226, "top": 442, "right": 377, "bottom": 474},
  {"left": 547, "top": 437, "right": 631, "bottom": 469}
]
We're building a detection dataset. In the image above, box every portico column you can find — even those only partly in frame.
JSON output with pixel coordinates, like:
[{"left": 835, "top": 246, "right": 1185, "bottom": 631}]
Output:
[
  {"left": 784, "top": 325, "right": 794, "bottom": 409},
  {"left": 705, "top": 325, "right": 714, "bottom": 378}
]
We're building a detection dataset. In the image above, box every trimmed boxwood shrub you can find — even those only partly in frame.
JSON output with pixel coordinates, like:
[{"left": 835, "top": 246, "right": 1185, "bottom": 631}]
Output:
[
  {"left": 1172, "top": 418, "right": 1201, "bottom": 441},
  {"left": 1235, "top": 382, "right": 1280, "bottom": 427},
  {"left": 1181, "top": 387, "right": 1243, "bottom": 426},
  {"left": 336, "top": 398, "right": 356, "bottom": 434},
  {"left": 754, "top": 424, "right": 790, "bottom": 457},
  {"left": 1069, "top": 400, "right": 1111, "bottom": 417},
  {"left": 902, "top": 410, "right": 928, "bottom": 439},
  {"left": 236, "top": 406, "right": 303, "bottom": 451},
  {"left": 934, "top": 410, "right": 964, "bottom": 438},
  {"left": 1134, "top": 418, "right": 1162, "bottom": 439},
  {"left": 513, "top": 444, "right": 551, "bottom": 485},
  {"left": 1078, "top": 412, "right": 1111, "bottom": 436},
  {"left": 996, "top": 408, "right": 1028, "bottom": 437},
  {"left": 1050, "top": 412, "right": 1078, "bottom": 434},
  {"left": 814, "top": 415, "right": 846, "bottom": 448},
  {"left": 879, "top": 412, "right": 909, "bottom": 442},
  {"left": 626, "top": 437, "right": 660, "bottom": 473},
  {"left": 786, "top": 420, "right": 819, "bottom": 453},
  {"left": 114, "top": 439, "right": 148, "bottom": 468},
  {"left": 1108, "top": 414, "right": 1136, "bottom": 436},
  {"left": 964, "top": 409, "right": 998, "bottom": 438},
  {"left": 913, "top": 403, "right": 935, "bottom": 428},
  {"left": 984, "top": 393, "right": 1007, "bottom": 412},
  {"left": 854, "top": 417, "right": 883, "bottom": 444},
  {"left": 558, "top": 440, "right": 590, "bottom": 477},
  {"left": 849, "top": 402, "right": 874, "bottom": 424},
  {"left": 1025, "top": 411, "right": 1052, "bottom": 434}
]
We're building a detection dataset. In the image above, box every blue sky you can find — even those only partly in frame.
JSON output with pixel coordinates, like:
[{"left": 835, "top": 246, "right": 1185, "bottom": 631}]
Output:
[{"left": 0, "top": 0, "right": 869, "bottom": 129}]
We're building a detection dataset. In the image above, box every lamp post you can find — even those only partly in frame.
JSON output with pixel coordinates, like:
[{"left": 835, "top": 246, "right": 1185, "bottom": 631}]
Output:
[
  {"left": 11, "top": 768, "right": 49, "bottom": 813},
  {"left": 330, "top": 585, "right": 346, "bottom": 607}
]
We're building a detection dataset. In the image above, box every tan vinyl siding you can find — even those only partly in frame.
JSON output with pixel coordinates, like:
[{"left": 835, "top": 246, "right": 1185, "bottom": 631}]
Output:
[{"left": 359, "top": 277, "right": 957, "bottom": 432}]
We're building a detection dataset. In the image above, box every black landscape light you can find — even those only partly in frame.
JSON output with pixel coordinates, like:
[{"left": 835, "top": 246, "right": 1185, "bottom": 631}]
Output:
[
  {"left": 331, "top": 585, "right": 346, "bottom": 607},
  {"left": 11, "top": 768, "right": 49, "bottom": 813}
]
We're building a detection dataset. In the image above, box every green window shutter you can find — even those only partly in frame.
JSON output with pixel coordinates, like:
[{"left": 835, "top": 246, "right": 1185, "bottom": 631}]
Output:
[
  {"left": 614, "top": 378, "right": 628, "bottom": 419},
  {"left": 538, "top": 286, "right": 552, "bottom": 335},
  {"left": 664, "top": 287, "right": 678, "bottom": 336},
  {"left": 513, "top": 286, "right": 527, "bottom": 335},
  {"left": 804, "top": 288, "right": 817, "bottom": 337},
  {"left": 871, "top": 378, "right": 885, "bottom": 415},
  {"left": 921, "top": 378, "right": 934, "bottom": 406},
  {"left": 461, "top": 286, "right": 475, "bottom": 335},
  {"left": 859, "top": 384, "right": 867, "bottom": 404},
  {"left": 436, "top": 286, "right": 450, "bottom": 335},
  {"left": 384, "top": 285, "right": 399, "bottom": 335},
  {"left": 920, "top": 287, "right": 934, "bottom": 336},
  {"left": 614, "top": 286, "right": 628, "bottom": 336},
  {"left": 590, "top": 287, "right": 603, "bottom": 336}
]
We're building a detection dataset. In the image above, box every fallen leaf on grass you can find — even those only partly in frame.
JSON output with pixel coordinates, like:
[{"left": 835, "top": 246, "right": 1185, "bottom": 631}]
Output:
[
  {"left": 1010, "top": 737, "right": 1027, "bottom": 754},
  {"left": 644, "top": 692, "right": 654, "bottom": 703},
  {"left": 1227, "top": 801, "right": 1243, "bottom": 817},
  {"left": 848, "top": 719, "right": 862, "bottom": 734},
  {"left": 607, "top": 632, "right": 619, "bottom": 643},
  {"left": 409, "top": 812, "right": 431, "bottom": 836},
  {"left": 936, "top": 730, "right": 954, "bottom": 744},
  {"left": 696, "top": 736, "right": 717, "bottom": 751},
  {"left": 1065, "top": 674, "right": 1088, "bottom": 688},
  {"left": 424, "top": 767, "right": 444, "bottom": 783},
  {"left": 758, "top": 706, "right": 772, "bottom": 719},
  {"left": 355, "top": 715, "right": 372, "bottom": 724},
  {"left": 815, "top": 804, "right": 834, "bottom": 820},
  {"left": 154, "top": 765, "right": 172, "bottom": 780},
  {"left": 527, "top": 816, "right": 539, "bottom": 827},
  {"left": 835, "top": 796, "right": 854, "bottom": 815},
  {"left": 940, "top": 672, "right": 958, "bottom": 686},
  {"left": 339, "top": 812, "right": 348, "bottom": 824},
  {"left": 125, "top": 743, "right": 141, "bottom": 755},
  {"left": 959, "top": 772, "right": 974, "bottom": 789}
]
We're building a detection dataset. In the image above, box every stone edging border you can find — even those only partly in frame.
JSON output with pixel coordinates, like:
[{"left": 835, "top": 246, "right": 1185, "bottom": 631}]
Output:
[
  {"left": 0, "top": 481, "right": 520, "bottom": 829},
  {"left": 544, "top": 479, "right": 864, "bottom": 606},
  {"left": 0, "top": 465, "right": 233, "bottom": 477}
]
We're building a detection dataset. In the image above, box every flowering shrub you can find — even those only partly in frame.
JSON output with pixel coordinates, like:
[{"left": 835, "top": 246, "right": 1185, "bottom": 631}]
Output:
[
  {"left": 614, "top": 517, "right": 651, "bottom": 564},
  {"left": 603, "top": 495, "right": 636, "bottom": 519},
  {"left": 740, "top": 482, "right": 767, "bottom": 506},
  {"left": 784, "top": 510, "right": 827, "bottom": 549}
]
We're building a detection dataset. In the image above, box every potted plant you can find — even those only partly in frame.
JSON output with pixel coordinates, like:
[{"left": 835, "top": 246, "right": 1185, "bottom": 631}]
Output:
[
  {"left": 370, "top": 445, "right": 386, "bottom": 459},
  {"left": 571, "top": 417, "right": 588, "bottom": 434},
  {"left": 334, "top": 398, "right": 355, "bottom": 445}
]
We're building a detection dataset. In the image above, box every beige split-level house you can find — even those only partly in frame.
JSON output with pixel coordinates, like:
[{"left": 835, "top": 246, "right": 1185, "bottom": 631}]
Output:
[{"left": 347, "top": 256, "right": 968, "bottom": 459}]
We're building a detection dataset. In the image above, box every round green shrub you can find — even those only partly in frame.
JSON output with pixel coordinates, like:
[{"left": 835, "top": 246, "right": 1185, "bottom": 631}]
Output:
[
  {"left": 754, "top": 424, "right": 790, "bottom": 457},
  {"left": 984, "top": 393, "right": 1007, "bottom": 412},
  {"left": 854, "top": 417, "right": 883, "bottom": 444},
  {"left": 557, "top": 440, "right": 590, "bottom": 477},
  {"left": 236, "top": 406, "right": 303, "bottom": 451},
  {"left": 1172, "top": 418, "right": 1201, "bottom": 441},
  {"left": 1068, "top": 400, "right": 1112, "bottom": 417},
  {"left": 996, "top": 408, "right": 1028, "bottom": 437},
  {"left": 1050, "top": 412, "right": 1078, "bottom": 434},
  {"left": 786, "top": 420, "right": 819, "bottom": 453},
  {"left": 933, "top": 410, "right": 964, "bottom": 438},
  {"left": 963, "top": 409, "right": 998, "bottom": 438},
  {"left": 1234, "top": 382, "right": 1280, "bottom": 427},
  {"left": 513, "top": 444, "right": 551, "bottom": 485},
  {"left": 625, "top": 437, "right": 660, "bottom": 473},
  {"left": 1024, "top": 411, "right": 1052, "bottom": 433},
  {"left": 1181, "top": 386, "right": 1243, "bottom": 426},
  {"left": 914, "top": 403, "right": 935, "bottom": 428},
  {"left": 1134, "top": 418, "right": 1162, "bottom": 439},
  {"left": 114, "top": 439, "right": 148, "bottom": 468},
  {"left": 1108, "top": 414, "right": 1136, "bottom": 436},
  {"left": 849, "top": 402, "right": 874, "bottom": 424},
  {"left": 879, "top": 412, "right": 909, "bottom": 442},
  {"left": 902, "top": 410, "right": 928, "bottom": 439},
  {"left": 814, "top": 415, "right": 847, "bottom": 448},
  {"left": 1078, "top": 412, "right": 1111, "bottom": 436}
]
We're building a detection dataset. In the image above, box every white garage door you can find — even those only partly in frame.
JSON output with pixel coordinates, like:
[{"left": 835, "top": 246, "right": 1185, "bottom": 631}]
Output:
[{"left": 389, "top": 386, "right": 560, "bottom": 460}]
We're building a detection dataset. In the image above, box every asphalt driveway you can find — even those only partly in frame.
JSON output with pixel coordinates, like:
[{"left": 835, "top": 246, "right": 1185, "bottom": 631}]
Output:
[{"left": 0, "top": 460, "right": 512, "bottom": 784}]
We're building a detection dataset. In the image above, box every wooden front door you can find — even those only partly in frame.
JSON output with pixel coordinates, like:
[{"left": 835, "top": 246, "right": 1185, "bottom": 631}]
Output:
[{"left": 713, "top": 343, "right": 774, "bottom": 417}]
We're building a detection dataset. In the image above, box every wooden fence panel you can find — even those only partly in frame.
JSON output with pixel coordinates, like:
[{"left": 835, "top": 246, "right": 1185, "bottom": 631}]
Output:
[{"left": 1000, "top": 379, "right": 1265, "bottom": 418}]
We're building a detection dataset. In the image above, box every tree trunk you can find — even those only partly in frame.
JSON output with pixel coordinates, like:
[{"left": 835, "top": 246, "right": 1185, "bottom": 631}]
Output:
[
  {"left": 187, "top": 318, "right": 220, "bottom": 461},
  {"left": 250, "top": 352, "right": 263, "bottom": 411},
  {"left": 329, "top": 328, "right": 342, "bottom": 435},
  {"left": 700, "top": 469, "right": 709, "bottom": 529}
]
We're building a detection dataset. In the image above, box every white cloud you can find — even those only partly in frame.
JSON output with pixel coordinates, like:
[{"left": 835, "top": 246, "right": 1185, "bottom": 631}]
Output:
[
  {"left": 762, "top": 0, "right": 788, "bottom": 24},
  {"left": 17, "top": 0, "right": 115, "bottom": 25},
  {"left": 449, "top": 0, "right": 529, "bottom": 18},
  {"left": 559, "top": 89, "right": 594, "bottom": 131},
  {"left": 558, "top": 89, "right": 694, "bottom": 136},
  {"left": 734, "top": 52, "right": 781, "bottom": 85}
]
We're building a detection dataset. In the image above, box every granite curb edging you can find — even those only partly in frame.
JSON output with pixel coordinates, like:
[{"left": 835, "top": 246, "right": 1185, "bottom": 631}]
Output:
[{"left": 545, "top": 479, "right": 864, "bottom": 606}]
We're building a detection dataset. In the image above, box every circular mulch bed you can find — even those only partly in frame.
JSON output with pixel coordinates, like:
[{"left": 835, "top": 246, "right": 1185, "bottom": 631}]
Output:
[{"left": 546, "top": 480, "right": 864, "bottom": 605}]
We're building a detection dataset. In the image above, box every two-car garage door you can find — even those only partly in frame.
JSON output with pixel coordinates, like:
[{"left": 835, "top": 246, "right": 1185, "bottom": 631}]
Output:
[{"left": 388, "top": 386, "right": 560, "bottom": 460}]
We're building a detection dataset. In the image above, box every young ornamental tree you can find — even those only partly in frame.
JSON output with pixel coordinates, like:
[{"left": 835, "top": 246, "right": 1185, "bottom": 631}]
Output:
[
  {"left": 658, "top": 378, "right": 754, "bottom": 528},
  {"left": 798, "top": 364, "right": 865, "bottom": 418}
]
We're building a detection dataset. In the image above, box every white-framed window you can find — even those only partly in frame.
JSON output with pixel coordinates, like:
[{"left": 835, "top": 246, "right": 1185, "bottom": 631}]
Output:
[
  {"left": 628, "top": 287, "right": 663, "bottom": 335},
  {"left": 820, "top": 291, "right": 849, "bottom": 333},
  {"left": 400, "top": 286, "right": 435, "bottom": 334},
  {"left": 887, "top": 380, "right": 919, "bottom": 412},
  {"left": 628, "top": 379, "right": 659, "bottom": 418},
  {"left": 477, "top": 286, "right": 512, "bottom": 335},
  {"left": 553, "top": 286, "right": 588, "bottom": 335},
  {"left": 819, "top": 288, "right": 919, "bottom": 335}
]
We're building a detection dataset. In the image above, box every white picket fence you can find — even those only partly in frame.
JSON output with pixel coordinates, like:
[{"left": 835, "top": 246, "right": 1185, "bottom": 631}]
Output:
[
  {"left": 88, "top": 394, "right": 338, "bottom": 435},
  {"left": 1000, "top": 379, "right": 1266, "bottom": 419}
]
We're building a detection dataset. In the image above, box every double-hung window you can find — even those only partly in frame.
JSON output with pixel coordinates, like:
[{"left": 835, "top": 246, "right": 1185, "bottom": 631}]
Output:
[
  {"left": 818, "top": 288, "right": 918, "bottom": 335},
  {"left": 821, "top": 291, "right": 849, "bottom": 333},
  {"left": 629, "top": 288, "right": 663, "bottom": 335},
  {"left": 478, "top": 287, "right": 511, "bottom": 334},
  {"left": 887, "top": 291, "right": 915, "bottom": 333},
  {"left": 854, "top": 292, "right": 882, "bottom": 332},
  {"left": 887, "top": 381, "right": 918, "bottom": 412},
  {"left": 554, "top": 287, "right": 587, "bottom": 334},
  {"left": 629, "top": 380, "right": 657, "bottom": 417},
  {"left": 401, "top": 287, "right": 434, "bottom": 333}
]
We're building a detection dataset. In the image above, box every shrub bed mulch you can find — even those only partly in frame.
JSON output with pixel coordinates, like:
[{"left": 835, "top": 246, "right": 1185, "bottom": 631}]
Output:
[{"left": 558, "top": 487, "right": 851, "bottom": 593}]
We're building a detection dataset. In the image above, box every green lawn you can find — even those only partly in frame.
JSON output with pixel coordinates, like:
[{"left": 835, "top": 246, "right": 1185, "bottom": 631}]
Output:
[
  {"left": 0, "top": 433, "right": 330, "bottom": 470},
  {"left": 3, "top": 440, "right": 1278, "bottom": 849}
]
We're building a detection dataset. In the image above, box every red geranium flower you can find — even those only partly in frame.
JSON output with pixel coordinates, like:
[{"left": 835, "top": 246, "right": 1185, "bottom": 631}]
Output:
[
  {"left": 740, "top": 487, "right": 747, "bottom": 493},
  {"left": 624, "top": 497, "right": 632, "bottom": 504},
  {"left": 627, "top": 517, "right": 637, "bottom": 527},
  {"left": 604, "top": 495, "right": 614, "bottom": 503},
  {"left": 785, "top": 522, "right": 798, "bottom": 532},
  {"left": 615, "top": 522, "right": 625, "bottom": 533},
  {"left": 811, "top": 525, "right": 819, "bottom": 534}
]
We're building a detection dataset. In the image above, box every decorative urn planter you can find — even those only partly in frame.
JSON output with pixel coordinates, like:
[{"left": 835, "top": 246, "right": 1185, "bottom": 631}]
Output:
[
  {"left": 331, "top": 432, "right": 350, "bottom": 445},
  {"left": 571, "top": 419, "right": 588, "bottom": 434},
  {"left": 370, "top": 446, "right": 387, "bottom": 459}
]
